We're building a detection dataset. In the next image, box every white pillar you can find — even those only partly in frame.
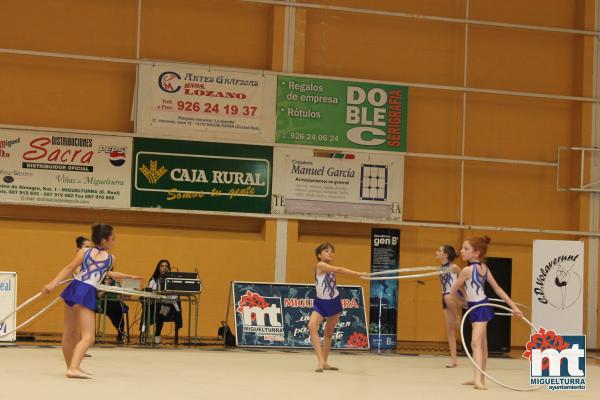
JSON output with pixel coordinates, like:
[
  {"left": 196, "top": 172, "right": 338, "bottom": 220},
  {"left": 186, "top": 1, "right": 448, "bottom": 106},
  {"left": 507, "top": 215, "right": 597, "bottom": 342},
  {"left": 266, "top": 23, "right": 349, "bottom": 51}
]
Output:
[
  {"left": 274, "top": 1, "right": 296, "bottom": 282},
  {"left": 586, "top": 0, "right": 600, "bottom": 348}
]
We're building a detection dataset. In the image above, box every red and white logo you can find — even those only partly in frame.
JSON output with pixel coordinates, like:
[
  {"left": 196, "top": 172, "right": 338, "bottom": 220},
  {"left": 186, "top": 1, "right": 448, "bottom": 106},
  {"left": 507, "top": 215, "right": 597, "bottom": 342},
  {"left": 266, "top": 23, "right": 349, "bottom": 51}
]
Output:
[{"left": 0, "top": 138, "right": 20, "bottom": 158}]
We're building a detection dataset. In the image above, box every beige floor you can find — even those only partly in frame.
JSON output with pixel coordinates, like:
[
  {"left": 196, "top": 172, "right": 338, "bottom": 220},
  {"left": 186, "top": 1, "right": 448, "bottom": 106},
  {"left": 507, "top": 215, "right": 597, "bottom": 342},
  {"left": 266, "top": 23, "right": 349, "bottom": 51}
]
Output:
[{"left": 0, "top": 346, "right": 598, "bottom": 399}]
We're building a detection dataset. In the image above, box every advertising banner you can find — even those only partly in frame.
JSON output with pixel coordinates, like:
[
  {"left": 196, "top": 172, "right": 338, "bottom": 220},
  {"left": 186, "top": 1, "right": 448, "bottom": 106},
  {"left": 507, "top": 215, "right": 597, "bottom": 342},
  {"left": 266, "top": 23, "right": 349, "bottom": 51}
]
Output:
[
  {"left": 136, "top": 63, "right": 276, "bottom": 142},
  {"left": 369, "top": 229, "right": 400, "bottom": 350},
  {"left": 0, "top": 129, "right": 131, "bottom": 208},
  {"left": 0, "top": 272, "right": 17, "bottom": 342},
  {"left": 276, "top": 75, "right": 408, "bottom": 152},
  {"left": 272, "top": 147, "right": 403, "bottom": 221},
  {"left": 132, "top": 137, "right": 272, "bottom": 214},
  {"left": 232, "top": 281, "right": 369, "bottom": 349},
  {"left": 531, "top": 240, "right": 584, "bottom": 334}
]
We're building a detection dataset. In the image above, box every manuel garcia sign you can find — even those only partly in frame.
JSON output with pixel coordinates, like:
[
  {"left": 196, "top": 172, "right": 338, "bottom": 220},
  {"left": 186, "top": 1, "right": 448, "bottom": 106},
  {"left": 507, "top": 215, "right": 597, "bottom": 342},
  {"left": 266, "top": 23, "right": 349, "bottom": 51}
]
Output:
[
  {"left": 132, "top": 138, "right": 272, "bottom": 214},
  {"left": 272, "top": 147, "right": 404, "bottom": 221},
  {"left": 276, "top": 75, "right": 408, "bottom": 152}
]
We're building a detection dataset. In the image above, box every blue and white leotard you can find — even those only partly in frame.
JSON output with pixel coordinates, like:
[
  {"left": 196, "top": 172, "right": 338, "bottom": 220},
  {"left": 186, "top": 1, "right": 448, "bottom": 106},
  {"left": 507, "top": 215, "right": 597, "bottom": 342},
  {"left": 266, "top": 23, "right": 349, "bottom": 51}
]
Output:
[
  {"left": 312, "top": 267, "right": 342, "bottom": 318},
  {"left": 464, "top": 262, "right": 494, "bottom": 322},
  {"left": 440, "top": 263, "right": 457, "bottom": 295},
  {"left": 61, "top": 248, "right": 113, "bottom": 311},
  {"left": 440, "top": 262, "right": 459, "bottom": 309}
]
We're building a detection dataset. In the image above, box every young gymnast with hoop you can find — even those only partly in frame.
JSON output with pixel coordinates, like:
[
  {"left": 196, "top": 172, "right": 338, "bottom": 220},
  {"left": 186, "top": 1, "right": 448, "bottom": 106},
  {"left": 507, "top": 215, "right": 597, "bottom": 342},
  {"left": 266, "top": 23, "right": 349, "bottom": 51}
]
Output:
[
  {"left": 449, "top": 236, "right": 522, "bottom": 390},
  {"left": 43, "top": 223, "right": 141, "bottom": 379},
  {"left": 308, "top": 242, "right": 367, "bottom": 372},
  {"left": 436, "top": 245, "right": 462, "bottom": 368}
]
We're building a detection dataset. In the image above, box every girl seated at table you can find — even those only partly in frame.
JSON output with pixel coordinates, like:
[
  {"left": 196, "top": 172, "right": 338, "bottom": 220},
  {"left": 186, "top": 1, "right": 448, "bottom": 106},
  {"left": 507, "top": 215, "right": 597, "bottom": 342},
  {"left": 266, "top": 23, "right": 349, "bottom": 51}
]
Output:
[
  {"left": 97, "top": 275, "right": 129, "bottom": 344},
  {"left": 139, "top": 260, "right": 183, "bottom": 345}
]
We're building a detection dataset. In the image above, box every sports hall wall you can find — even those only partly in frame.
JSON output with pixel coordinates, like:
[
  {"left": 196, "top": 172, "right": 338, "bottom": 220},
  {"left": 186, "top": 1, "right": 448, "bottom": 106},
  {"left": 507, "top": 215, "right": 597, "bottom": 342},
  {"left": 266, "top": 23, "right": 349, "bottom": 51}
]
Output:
[{"left": 0, "top": 0, "right": 598, "bottom": 346}]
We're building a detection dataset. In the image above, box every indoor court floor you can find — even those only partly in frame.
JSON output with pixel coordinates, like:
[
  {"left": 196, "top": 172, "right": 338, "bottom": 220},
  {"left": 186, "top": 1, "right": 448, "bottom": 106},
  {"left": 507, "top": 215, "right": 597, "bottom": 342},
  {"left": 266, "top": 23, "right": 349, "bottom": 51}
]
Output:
[{"left": 0, "top": 346, "right": 598, "bottom": 399}]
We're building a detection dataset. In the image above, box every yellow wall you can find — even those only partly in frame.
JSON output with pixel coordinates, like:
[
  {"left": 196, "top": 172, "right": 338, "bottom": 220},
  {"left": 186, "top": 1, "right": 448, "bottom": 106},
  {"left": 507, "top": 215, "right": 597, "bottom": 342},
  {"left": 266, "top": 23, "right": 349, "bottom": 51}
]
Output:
[
  {"left": 0, "top": 0, "right": 598, "bottom": 346},
  {"left": 0, "top": 205, "right": 276, "bottom": 336}
]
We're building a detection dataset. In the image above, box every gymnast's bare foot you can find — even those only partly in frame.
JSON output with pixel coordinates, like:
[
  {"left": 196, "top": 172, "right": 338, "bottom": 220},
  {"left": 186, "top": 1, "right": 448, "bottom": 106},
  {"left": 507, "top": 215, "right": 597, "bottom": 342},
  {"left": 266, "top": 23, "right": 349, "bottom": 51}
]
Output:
[
  {"left": 474, "top": 381, "right": 488, "bottom": 390},
  {"left": 66, "top": 369, "right": 92, "bottom": 379}
]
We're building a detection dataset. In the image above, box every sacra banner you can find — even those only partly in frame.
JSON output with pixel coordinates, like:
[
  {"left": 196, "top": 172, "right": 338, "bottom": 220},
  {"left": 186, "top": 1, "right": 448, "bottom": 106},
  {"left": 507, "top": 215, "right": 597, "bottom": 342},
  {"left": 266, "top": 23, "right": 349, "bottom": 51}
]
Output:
[
  {"left": 136, "top": 63, "right": 276, "bottom": 143},
  {"left": 0, "top": 129, "right": 131, "bottom": 209},
  {"left": 232, "top": 281, "right": 369, "bottom": 349},
  {"left": 531, "top": 240, "right": 584, "bottom": 334},
  {"left": 272, "top": 147, "right": 403, "bottom": 221}
]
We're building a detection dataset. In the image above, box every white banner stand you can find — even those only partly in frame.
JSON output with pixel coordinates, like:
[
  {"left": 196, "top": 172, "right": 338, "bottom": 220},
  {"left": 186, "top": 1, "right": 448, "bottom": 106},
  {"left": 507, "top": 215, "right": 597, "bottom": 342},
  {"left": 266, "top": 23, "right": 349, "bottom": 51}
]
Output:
[
  {"left": 0, "top": 272, "right": 17, "bottom": 342},
  {"left": 532, "top": 241, "right": 584, "bottom": 334}
]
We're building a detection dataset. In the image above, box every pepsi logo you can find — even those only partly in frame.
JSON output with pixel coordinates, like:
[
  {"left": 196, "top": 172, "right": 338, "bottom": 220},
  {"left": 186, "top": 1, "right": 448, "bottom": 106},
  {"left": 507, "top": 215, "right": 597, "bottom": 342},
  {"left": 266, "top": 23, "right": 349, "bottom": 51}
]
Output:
[
  {"left": 109, "top": 151, "right": 126, "bottom": 167},
  {"left": 3, "top": 176, "right": 14, "bottom": 183}
]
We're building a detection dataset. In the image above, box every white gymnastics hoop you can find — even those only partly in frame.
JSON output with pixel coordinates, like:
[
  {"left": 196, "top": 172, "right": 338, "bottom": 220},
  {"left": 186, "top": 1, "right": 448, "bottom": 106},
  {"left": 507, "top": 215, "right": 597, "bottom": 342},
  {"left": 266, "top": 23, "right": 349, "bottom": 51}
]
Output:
[
  {"left": 488, "top": 297, "right": 529, "bottom": 309},
  {"left": 0, "top": 279, "right": 72, "bottom": 338},
  {"left": 0, "top": 281, "right": 166, "bottom": 338},
  {"left": 460, "top": 303, "right": 544, "bottom": 392},
  {"left": 367, "top": 266, "right": 441, "bottom": 276},
  {"left": 361, "top": 270, "right": 444, "bottom": 281}
]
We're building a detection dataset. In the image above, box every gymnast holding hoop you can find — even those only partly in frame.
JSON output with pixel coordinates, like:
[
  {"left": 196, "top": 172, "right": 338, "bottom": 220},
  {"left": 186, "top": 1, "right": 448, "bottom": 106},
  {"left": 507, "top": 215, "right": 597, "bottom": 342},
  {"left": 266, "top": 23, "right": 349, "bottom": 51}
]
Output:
[
  {"left": 449, "top": 236, "right": 522, "bottom": 390},
  {"left": 308, "top": 242, "right": 368, "bottom": 372},
  {"left": 42, "top": 223, "right": 142, "bottom": 379},
  {"left": 435, "top": 245, "right": 463, "bottom": 368}
]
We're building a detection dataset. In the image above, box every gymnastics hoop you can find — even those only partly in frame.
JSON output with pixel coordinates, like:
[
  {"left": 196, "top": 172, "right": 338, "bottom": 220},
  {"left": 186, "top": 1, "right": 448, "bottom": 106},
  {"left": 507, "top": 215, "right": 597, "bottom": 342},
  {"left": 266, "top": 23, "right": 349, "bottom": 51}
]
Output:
[
  {"left": 367, "top": 266, "right": 441, "bottom": 276},
  {"left": 488, "top": 297, "right": 529, "bottom": 309},
  {"left": 460, "top": 303, "right": 544, "bottom": 392},
  {"left": 0, "top": 281, "right": 164, "bottom": 338},
  {"left": 0, "top": 279, "right": 72, "bottom": 338},
  {"left": 361, "top": 270, "right": 445, "bottom": 281}
]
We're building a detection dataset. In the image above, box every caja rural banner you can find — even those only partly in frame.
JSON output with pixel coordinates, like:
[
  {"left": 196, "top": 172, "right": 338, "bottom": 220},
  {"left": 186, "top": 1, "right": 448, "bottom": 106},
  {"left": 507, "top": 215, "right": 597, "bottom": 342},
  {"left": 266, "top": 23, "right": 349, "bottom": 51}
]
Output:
[
  {"left": 132, "top": 137, "right": 272, "bottom": 214},
  {"left": 271, "top": 147, "right": 403, "bottom": 221},
  {"left": 232, "top": 282, "right": 369, "bottom": 349},
  {"left": 0, "top": 272, "right": 17, "bottom": 342},
  {"left": 0, "top": 129, "right": 131, "bottom": 208},
  {"left": 531, "top": 240, "right": 584, "bottom": 334},
  {"left": 369, "top": 229, "right": 399, "bottom": 350},
  {"left": 276, "top": 75, "right": 408, "bottom": 152},
  {"left": 136, "top": 63, "right": 276, "bottom": 142}
]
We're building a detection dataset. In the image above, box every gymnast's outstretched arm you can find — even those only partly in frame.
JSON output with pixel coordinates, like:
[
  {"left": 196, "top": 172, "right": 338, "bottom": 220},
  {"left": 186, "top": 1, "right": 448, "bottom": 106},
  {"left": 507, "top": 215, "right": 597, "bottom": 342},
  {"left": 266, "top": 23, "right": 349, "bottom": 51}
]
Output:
[
  {"left": 106, "top": 256, "right": 143, "bottom": 281},
  {"left": 316, "top": 261, "right": 368, "bottom": 278}
]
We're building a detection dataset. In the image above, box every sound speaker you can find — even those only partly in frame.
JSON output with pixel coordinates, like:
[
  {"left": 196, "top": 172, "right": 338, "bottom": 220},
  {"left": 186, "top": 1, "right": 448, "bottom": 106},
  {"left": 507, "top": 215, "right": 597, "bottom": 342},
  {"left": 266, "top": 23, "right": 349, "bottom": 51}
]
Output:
[{"left": 462, "top": 257, "right": 512, "bottom": 354}]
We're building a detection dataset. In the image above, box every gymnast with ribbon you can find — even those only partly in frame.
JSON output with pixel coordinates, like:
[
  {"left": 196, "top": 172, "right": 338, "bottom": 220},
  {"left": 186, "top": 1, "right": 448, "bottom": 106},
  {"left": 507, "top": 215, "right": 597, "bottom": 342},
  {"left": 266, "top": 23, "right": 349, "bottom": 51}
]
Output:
[{"left": 42, "top": 223, "right": 142, "bottom": 379}]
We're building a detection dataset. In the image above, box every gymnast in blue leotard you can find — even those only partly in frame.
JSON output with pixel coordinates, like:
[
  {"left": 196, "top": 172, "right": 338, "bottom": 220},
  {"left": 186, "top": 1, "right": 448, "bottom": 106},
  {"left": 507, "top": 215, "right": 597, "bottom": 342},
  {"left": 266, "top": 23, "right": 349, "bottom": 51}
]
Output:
[
  {"left": 43, "top": 223, "right": 141, "bottom": 379},
  {"left": 308, "top": 242, "right": 367, "bottom": 373},
  {"left": 449, "top": 236, "right": 522, "bottom": 390}
]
